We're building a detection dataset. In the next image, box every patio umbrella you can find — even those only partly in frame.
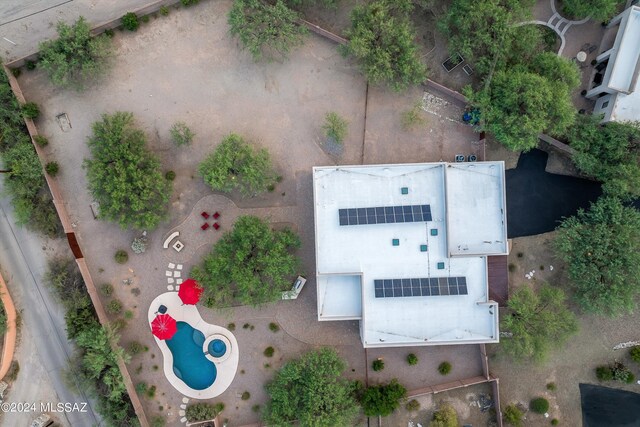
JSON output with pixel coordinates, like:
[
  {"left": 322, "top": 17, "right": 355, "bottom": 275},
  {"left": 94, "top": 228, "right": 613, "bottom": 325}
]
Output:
[
  {"left": 178, "top": 278, "right": 204, "bottom": 305},
  {"left": 151, "top": 313, "right": 177, "bottom": 340}
]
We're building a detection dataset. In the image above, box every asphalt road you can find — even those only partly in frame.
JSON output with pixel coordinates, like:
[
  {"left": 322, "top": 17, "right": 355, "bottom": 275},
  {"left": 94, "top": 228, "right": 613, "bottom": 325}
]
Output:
[
  {"left": 0, "top": 0, "right": 158, "bottom": 62},
  {"left": 0, "top": 189, "right": 101, "bottom": 427}
]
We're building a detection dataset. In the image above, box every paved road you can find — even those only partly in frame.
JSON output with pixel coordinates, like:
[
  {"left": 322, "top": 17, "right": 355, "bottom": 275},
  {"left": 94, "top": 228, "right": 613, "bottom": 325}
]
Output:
[
  {"left": 0, "top": 0, "right": 156, "bottom": 62},
  {"left": 0, "top": 188, "right": 101, "bottom": 427}
]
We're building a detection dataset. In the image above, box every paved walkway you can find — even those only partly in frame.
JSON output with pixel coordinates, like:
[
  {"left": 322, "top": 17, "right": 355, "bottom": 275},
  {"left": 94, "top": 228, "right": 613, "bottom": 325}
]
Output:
[
  {"left": 0, "top": 271, "right": 16, "bottom": 382},
  {"left": 519, "top": 0, "right": 589, "bottom": 55}
]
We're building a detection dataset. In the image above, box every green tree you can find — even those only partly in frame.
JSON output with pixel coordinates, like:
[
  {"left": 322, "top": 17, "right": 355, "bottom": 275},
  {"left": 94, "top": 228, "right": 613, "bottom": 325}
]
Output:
[
  {"left": 555, "top": 196, "right": 640, "bottom": 315},
  {"left": 344, "top": 0, "right": 426, "bottom": 91},
  {"left": 431, "top": 403, "right": 458, "bottom": 427},
  {"left": 528, "top": 52, "right": 581, "bottom": 90},
  {"left": 562, "top": 0, "right": 624, "bottom": 21},
  {"left": 228, "top": 0, "right": 307, "bottom": 61},
  {"left": 359, "top": 379, "right": 406, "bottom": 417},
  {"left": 438, "top": 0, "right": 534, "bottom": 76},
  {"left": 191, "top": 215, "right": 301, "bottom": 307},
  {"left": 465, "top": 66, "right": 575, "bottom": 151},
  {"left": 501, "top": 284, "right": 578, "bottom": 362},
  {"left": 85, "top": 112, "right": 171, "bottom": 230},
  {"left": 263, "top": 348, "right": 359, "bottom": 426},
  {"left": 170, "top": 121, "right": 195, "bottom": 146},
  {"left": 38, "top": 17, "right": 112, "bottom": 89},
  {"left": 568, "top": 115, "right": 640, "bottom": 198},
  {"left": 198, "top": 133, "right": 276, "bottom": 196},
  {"left": 322, "top": 112, "right": 349, "bottom": 144}
]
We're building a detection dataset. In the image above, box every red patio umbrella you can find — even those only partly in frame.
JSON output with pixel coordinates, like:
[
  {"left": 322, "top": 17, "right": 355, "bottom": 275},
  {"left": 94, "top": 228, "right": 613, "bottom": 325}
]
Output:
[
  {"left": 151, "top": 313, "right": 177, "bottom": 340},
  {"left": 178, "top": 278, "right": 204, "bottom": 305}
]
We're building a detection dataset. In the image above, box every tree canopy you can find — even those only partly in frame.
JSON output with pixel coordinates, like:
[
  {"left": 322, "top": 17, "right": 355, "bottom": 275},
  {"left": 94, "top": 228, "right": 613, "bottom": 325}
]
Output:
[
  {"left": 555, "top": 196, "right": 640, "bottom": 316},
  {"left": 567, "top": 115, "right": 640, "bottom": 198},
  {"left": 228, "top": 0, "right": 307, "bottom": 61},
  {"left": 561, "top": 0, "right": 624, "bottom": 21},
  {"left": 359, "top": 379, "right": 406, "bottom": 417},
  {"left": 438, "top": 0, "right": 534, "bottom": 76},
  {"left": 343, "top": 0, "right": 427, "bottom": 91},
  {"left": 198, "top": 133, "right": 276, "bottom": 197},
  {"left": 85, "top": 112, "right": 171, "bottom": 230},
  {"left": 191, "top": 215, "right": 301, "bottom": 307},
  {"left": 501, "top": 283, "right": 578, "bottom": 362},
  {"left": 38, "top": 17, "right": 112, "bottom": 89},
  {"left": 465, "top": 65, "right": 575, "bottom": 151},
  {"left": 263, "top": 348, "right": 359, "bottom": 426}
]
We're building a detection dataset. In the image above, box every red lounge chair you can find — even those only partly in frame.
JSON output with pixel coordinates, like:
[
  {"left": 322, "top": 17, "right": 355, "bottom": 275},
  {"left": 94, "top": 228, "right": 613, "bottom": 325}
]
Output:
[
  {"left": 213, "top": 212, "right": 220, "bottom": 219},
  {"left": 213, "top": 223, "right": 220, "bottom": 230},
  {"left": 201, "top": 211, "right": 209, "bottom": 219},
  {"left": 201, "top": 223, "right": 210, "bottom": 231}
]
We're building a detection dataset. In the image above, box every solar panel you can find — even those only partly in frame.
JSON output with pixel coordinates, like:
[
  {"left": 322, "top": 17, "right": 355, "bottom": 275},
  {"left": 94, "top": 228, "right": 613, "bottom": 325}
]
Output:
[
  {"left": 374, "top": 277, "right": 468, "bottom": 298},
  {"left": 338, "top": 205, "right": 432, "bottom": 226}
]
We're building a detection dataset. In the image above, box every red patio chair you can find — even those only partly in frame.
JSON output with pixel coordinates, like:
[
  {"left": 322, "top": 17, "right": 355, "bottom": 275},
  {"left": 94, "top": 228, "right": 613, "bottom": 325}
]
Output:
[
  {"left": 201, "top": 223, "right": 210, "bottom": 231},
  {"left": 213, "top": 223, "right": 220, "bottom": 230},
  {"left": 201, "top": 211, "right": 209, "bottom": 219},
  {"left": 213, "top": 212, "right": 220, "bottom": 219}
]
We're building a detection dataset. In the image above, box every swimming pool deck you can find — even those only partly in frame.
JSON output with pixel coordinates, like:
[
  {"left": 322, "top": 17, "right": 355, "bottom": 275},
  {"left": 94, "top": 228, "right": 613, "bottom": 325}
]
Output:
[{"left": 148, "top": 292, "right": 239, "bottom": 399}]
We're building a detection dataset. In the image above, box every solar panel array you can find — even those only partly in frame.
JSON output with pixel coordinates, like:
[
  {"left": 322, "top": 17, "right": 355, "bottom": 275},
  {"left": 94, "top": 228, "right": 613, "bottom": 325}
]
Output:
[
  {"left": 373, "top": 277, "right": 468, "bottom": 298},
  {"left": 339, "top": 205, "right": 432, "bottom": 226}
]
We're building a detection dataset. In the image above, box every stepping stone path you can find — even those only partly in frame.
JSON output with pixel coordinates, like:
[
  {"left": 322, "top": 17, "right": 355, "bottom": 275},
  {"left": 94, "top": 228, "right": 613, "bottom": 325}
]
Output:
[{"left": 166, "top": 263, "right": 184, "bottom": 291}]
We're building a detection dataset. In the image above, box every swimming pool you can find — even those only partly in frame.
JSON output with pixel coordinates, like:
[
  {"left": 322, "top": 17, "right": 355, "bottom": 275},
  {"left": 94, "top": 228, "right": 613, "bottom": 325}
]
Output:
[{"left": 165, "top": 322, "right": 217, "bottom": 390}]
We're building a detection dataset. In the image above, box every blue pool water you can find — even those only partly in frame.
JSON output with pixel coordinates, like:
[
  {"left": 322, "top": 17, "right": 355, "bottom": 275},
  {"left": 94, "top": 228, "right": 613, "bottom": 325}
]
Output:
[
  {"left": 208, "top": 339, "right": 227, "bottom": 357},
  {"left": 165, "top": 322, "right": 217, "bottom": 390}
]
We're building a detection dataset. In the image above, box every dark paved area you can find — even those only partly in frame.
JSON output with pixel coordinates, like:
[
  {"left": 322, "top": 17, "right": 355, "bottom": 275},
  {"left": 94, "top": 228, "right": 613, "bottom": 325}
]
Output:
[
  {"left": 506, "top": 149, "right": 601, "bottom": 238},
  {"left": 580, "top": 383, "right": 640, "bottom": 427}
]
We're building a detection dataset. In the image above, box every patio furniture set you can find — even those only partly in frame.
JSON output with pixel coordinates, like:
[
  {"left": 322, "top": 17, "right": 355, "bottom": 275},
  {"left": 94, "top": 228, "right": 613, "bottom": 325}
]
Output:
[{"left": 200, "top": 211, "right": 221, "bottom": 231}]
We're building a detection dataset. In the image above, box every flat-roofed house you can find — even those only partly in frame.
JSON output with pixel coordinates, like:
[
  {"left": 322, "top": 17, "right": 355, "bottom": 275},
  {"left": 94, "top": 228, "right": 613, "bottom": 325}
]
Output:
[{"left": 312, "top": 162, "right": 508, "bottom": 348}]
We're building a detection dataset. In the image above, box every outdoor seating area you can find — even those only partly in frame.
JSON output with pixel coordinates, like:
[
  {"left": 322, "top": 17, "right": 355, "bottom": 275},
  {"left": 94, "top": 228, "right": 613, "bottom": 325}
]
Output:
[{"left": 201, "top": 211, "right": 221, "bottom": 231}]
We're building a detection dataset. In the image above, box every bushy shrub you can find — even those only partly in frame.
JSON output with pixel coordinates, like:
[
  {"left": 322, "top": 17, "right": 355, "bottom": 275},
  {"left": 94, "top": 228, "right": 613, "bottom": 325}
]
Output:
[
  {"left": 546, "top": 382, "right": 557, "bottom": 391},
  {"left": 99, "top": 283, "right": 113, "bottom": 296},
  {"left": 122, "top": 12, "right": 139, "bottom": 31},
  {"left": 159, "top": 6, "right": 170, "bottom": 16},
  {"left": 241, "top": 391, "right": 251, "bottom": 400},
  {"left": 596, "top": 365, "right": 613, "bottom": 381},
  {"left": 165, "top": 170, "right": 176, "bottom": 181},
  {"left": 21, "top": 102, "right": 40, "bottom": 119},
  {"left": 170, "top": 121, "right": 195, "bottom": 146},
  {"left": 630, "top": 346, "right": 640, "bottom": 364},
  {"left": 107, "top": 299, "right": 123, "bottom": 315},
  {"left": 530, "top": 397, "right": 549, "bottom": 414},
  {"left": 372, "top": 359, "right": 385, "bottom": 371},
  {"left": 227, "top": 322, "right": 236, "bottom": 331},
  {"left": 128, "top": 341, "right": 145, "bottom": 356},
  {"left": 438, "top": 361, "right": 452, "bottom": 375},
  {"left": 264, "top": 346, "right": 275, "bottom": 357},
  {"left": 269, "top": 322, "right": 280, "bottom": 332},
  {"left": 322, "top": 112, "right": 348, "bottom": 144},
  {"left": 405, "top": 399, "right": 420, "bottom": 411},
  {"left": 45, "top": 161, "right": 59, "bottom": 176},
  {"left": 551, "top": 419, "right": 559, "bottom": 426},
  {"left": 135, "top": 382, "right": 148, "bottom": 394},
  {"left": 185, "top": 402, "right": 224, "bottom": 423},
  {"left": 407, "top": 353, "right": 418, "bottom": 365},
  {"left": 503, "top": 404, "right": 524, "bottom": 426},
  {"left": 182, "top": 0, "right": 200, "bottom": 5},
  {"left": 26, "top": 60, "right": 37, "bottom": 70},
  {"left": 431, "top": 403, "right": 458, "bottom": 427},
  {"left": 114, "top": 249, "right": 128, "bottom": 264},
  {"left": 150, "top": 416, "right": 166, "bottom": 427},
  {"left": 131, "top": 236, "right": 148, "bottom": 254},
  {"left": 33, "top": 135, "right": 48, "bottom": 147},
  {"left": 612, "top": 361, "right": 635, "bottom": 383}
]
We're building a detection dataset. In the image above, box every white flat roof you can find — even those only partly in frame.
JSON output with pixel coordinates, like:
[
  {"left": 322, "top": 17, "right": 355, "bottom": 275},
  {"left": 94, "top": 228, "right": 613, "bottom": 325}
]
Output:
[
  {"left": 608, "top": 6, "right": 640, "bottom": 93},
  {"left": 312, "top": 162, "right": 506, "bottom": 348}
]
